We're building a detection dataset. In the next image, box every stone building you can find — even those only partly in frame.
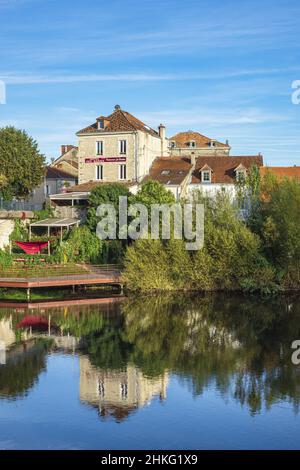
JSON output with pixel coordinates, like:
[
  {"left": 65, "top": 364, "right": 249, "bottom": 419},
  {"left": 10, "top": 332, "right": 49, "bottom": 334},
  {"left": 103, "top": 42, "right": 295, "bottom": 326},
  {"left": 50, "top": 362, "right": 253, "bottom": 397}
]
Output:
[
  {"left": 76, "top": 105, "right": 168, "bottom": 187},
  {"left": 168, "top": 131, "right": 230, "bottom": 157},
  {"left": 51, "top": 145, "right": 78, "bottom": 178}
]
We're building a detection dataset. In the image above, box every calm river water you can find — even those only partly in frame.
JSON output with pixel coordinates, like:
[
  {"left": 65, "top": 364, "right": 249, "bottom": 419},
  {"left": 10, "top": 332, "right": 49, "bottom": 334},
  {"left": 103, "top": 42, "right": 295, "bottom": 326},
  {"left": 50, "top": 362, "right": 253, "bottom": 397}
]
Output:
[{"left": 0, "top": 293, "right": 300, "bottom": 450}]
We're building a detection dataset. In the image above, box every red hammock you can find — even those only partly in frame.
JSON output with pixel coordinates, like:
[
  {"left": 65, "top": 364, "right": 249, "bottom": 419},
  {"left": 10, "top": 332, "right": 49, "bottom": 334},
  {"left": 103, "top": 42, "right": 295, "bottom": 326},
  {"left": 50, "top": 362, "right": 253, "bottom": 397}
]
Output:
[{"left": 15, "top": 241, "right": 48, "bottom": 254}]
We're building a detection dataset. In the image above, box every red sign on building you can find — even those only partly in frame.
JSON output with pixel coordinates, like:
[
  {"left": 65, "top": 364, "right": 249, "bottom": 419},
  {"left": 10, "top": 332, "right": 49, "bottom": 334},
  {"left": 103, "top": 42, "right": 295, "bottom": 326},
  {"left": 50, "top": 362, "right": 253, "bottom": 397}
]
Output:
[{"left": 85, "top": 157, "right": 127, "bottom": 163}]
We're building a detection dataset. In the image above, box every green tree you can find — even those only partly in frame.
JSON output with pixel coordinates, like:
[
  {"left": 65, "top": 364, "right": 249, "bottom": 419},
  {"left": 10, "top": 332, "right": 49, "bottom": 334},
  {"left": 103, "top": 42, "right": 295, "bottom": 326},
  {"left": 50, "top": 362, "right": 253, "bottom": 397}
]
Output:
[
  {"left": 0, "top": 127, "right": 45, "bottom": 200},
  {"left": 86, "top": 183, "right": 130, "bottom": 232},
  {"left": 129, "top": 180, "right": 175, "bottom": 210}
]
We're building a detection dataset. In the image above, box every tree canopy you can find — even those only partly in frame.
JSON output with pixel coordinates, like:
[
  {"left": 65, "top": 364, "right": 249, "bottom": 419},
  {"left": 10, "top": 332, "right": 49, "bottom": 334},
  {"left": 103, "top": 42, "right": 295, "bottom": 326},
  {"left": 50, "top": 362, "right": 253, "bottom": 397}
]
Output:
[
  {"left": 129, "top": 180, "right": 175, "bottom": 210},
  {"left": 87, "top": 183, "right": 130, "bottom": 232},
  {"left": 0, "top": 126, "right": 45, "bottom": 200}
]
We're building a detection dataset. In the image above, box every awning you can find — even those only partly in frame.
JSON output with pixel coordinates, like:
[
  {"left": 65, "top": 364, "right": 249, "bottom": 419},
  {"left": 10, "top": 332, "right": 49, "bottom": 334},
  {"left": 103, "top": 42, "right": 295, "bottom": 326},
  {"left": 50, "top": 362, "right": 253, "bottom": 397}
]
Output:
[
  {"left": 49, "top": 192, "right": 89, "bottom": 201},
  {"left": 30, "top": 218, "right": 80, "bottom": 228}
]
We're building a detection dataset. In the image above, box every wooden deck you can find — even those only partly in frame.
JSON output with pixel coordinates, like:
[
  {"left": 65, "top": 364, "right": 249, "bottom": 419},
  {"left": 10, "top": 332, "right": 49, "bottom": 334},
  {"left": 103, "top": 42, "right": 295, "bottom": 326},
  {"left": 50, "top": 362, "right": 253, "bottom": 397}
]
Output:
[{"left": 0, "top": 267, "right": 122, "bottom": 289}]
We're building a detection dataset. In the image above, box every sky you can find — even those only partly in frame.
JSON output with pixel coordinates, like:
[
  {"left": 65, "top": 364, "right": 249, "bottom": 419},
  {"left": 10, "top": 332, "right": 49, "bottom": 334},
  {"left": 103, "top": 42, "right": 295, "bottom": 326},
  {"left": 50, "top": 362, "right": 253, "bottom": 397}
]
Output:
[{"left": 0, "top": 0, "right": 300, "bottom": 165}]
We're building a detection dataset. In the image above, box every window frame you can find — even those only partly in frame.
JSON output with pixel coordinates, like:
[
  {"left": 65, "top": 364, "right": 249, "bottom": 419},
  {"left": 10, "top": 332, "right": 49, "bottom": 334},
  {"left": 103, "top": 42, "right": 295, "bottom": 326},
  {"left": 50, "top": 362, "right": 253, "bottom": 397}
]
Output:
[
  {"left": 96, "top": 164, "right": 104, "bottom": 181},
  {"left": 119, "top": 164, "right": 127, "bottom": 180},
  {"left": 119, "top": 139, "right": 127, "bottom": 155},
  {"left": 201, "top": 170, "right": 211, "bottom": 183},
  {"left": 96, "top": 140, "right": 104, "bottom": 156}
]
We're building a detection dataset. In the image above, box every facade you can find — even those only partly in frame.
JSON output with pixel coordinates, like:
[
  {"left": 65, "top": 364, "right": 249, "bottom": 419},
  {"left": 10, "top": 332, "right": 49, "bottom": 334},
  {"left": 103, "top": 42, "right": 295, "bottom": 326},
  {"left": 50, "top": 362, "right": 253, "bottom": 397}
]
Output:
[
  {"left": 51, "top": 145, "right": 78, "bottom": 178},
  {"left": 189, "top": 155, "right": 263, "bottom": 199},
  {"left": 144, "top": 155, "right": 263, "bottom": 201},
  {"left": 27, "top": 166, "right": 77, "bottom": 210},
  {"left": 168, "top": 131, "right": 230, "bottom": 157},
  {"left": 47, "top": 105, "right": 265, "bottom": 211},
  {"left": 142, "top": 156, "right": 193, "bottom": 199},
  {"left": 76, "top": 105, "right": 168, "bottom": 186}
]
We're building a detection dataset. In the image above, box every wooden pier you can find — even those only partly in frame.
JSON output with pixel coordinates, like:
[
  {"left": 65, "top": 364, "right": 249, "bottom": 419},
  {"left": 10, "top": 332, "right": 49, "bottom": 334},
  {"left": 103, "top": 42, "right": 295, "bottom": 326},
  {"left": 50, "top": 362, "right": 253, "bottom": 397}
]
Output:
[{"left": 0, "top": 265, "right": 123, "bottom": 299}]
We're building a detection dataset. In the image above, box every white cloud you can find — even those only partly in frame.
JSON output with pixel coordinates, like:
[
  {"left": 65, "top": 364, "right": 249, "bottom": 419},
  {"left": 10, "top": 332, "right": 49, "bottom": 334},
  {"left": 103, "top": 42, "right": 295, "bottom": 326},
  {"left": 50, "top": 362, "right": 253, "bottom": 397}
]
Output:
[{"left": 2, "top": 66, "right": 300, "bottom": 85}]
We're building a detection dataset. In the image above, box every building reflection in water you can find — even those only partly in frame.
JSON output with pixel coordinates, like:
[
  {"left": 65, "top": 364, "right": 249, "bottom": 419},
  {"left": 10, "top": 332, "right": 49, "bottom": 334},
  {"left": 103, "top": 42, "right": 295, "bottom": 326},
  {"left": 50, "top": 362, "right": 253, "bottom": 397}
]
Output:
[{"left": 80, "top": 356, "right": 168, "bottom": 421}]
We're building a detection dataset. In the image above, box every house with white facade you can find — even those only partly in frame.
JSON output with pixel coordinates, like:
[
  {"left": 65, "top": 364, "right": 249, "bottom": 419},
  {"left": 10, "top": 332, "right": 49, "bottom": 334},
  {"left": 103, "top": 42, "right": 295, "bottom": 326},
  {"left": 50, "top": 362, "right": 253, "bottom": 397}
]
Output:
[
  {"left": 143, "top": 154, "right": 263, "bottom": 201},
  {"left": 75, "top": 104, "right": 168, "bottom": 188}
]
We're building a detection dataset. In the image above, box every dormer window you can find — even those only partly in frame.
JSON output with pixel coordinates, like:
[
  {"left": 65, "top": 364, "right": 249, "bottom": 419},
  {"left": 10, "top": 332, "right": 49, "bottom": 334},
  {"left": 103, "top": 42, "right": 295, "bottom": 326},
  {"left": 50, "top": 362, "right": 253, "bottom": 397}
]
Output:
[
  {"left": 169, "top": 141, "right": 176, "bottom": 148},
  {"left": 98, "top": 120, "right": 104, "bottom": 130},
  {"left": 234, "top": 164, "right": 247, "bottom": 182},
  {"left": 209, "top": 140, "right": 216, "bottom": 147},
  {"left": 200, "top": 164, "right": 213, "bottom": 183},
  {"left": 161, "top": 170, "right": 171, "bottom": 175},
  {"left": 189, "top": 140, "right": 196, "bottom": 148}
]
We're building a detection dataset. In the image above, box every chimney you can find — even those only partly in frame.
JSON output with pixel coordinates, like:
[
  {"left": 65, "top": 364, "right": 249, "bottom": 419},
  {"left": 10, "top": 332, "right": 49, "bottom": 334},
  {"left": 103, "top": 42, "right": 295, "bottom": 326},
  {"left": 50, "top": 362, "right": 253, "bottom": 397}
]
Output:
[
  {"left": 61, "top": 145, "right": 68, "bottom": 155},
  {"left": 158, "top": 124, "right": 166, "bottom": 156},
  {"left": 190, "top": 152, "right": 196, "bottom": 167},
  {"left": 158, "top": 123, "right": 165, "bottom": 139}
]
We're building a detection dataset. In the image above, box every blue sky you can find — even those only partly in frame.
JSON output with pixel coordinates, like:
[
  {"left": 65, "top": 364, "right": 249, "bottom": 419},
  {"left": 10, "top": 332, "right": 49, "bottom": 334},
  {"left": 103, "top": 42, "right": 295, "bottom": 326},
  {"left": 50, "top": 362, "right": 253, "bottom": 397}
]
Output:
[{"left": 0, "top": 0, "right": 300, "bottom": 165}]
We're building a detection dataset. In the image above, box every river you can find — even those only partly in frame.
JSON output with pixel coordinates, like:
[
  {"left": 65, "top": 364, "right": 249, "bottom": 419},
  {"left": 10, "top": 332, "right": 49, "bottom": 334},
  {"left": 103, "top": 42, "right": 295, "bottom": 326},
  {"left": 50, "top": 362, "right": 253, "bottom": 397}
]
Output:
[{"left": 0, "top": 293, "right": 299, "bottom": 449}]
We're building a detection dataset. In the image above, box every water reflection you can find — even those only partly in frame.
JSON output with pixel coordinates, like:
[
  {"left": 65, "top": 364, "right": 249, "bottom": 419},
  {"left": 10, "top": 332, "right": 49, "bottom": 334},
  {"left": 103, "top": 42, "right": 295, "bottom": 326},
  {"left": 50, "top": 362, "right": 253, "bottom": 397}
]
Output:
[
  {"left": 0, "top": 294, "right": 300, "bottom": 418},
  {"left": 80, "top": 357, "right": 168, "bottom": 422}
]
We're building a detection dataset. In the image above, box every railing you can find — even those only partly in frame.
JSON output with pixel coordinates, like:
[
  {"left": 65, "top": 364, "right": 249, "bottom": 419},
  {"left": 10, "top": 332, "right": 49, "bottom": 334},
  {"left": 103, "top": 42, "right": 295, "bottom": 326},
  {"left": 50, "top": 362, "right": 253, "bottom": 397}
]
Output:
[{"left": 0, "top": 263, "right": 122, "bottom": 279}]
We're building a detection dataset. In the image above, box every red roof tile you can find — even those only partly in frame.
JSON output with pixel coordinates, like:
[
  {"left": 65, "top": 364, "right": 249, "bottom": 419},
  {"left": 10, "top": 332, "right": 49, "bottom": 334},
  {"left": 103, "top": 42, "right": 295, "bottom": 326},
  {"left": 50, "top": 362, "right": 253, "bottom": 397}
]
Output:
[
  {"left": 46, "top": 166, "right": 77, "bottom": 180},
  {"left": 67, "top": 181, "right": 136, "bottom": 193},
  {"left": 191, "top": 156, "right": 263, "bottom": 184},
  {"left": 260, "top": 166, "right": 300, "bottom": 181},
  {"left": 77, "top": 106, "right": 159, "bottom": 137},
  {"left": 142, "top": 157, "right": 192, "bottom": 186},
  {"left": 169, "top": 131, "right": 229, "bottom": 149}
]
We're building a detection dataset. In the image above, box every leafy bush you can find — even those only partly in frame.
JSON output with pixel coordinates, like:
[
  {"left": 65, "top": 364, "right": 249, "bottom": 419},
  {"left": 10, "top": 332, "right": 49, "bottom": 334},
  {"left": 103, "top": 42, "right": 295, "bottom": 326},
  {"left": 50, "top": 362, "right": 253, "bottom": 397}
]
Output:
[
  {"left": 0, "top": 250, "right": 13, "bottom": 268},
  {"left": 54, "top": 226, "right": 102, "bottom": 263}
]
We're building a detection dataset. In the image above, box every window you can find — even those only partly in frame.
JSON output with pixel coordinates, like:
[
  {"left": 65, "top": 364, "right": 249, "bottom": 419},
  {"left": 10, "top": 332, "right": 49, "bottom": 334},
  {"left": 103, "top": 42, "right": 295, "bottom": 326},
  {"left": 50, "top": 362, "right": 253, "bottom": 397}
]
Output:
[
  {"left": 98, "top": 120, "right": 104, "bottom": 130},
  {"left": 98, "top": 379, "right": 105, "bottom": 398},
  {"left": 119, "top": 164, "right": 126, "bottom": 180},
  {"left": 169, "top": 141, "right": 176, "bottom": 148},
  {"left": 189, "top": 141, "right": 196, "bottom": 148},
  {"left": 96, "top": 164, "right": 103, "bottom": 180},
  {"left": 46, "top": 185, "right": 50, "bottom": 196},
  {"left": 96, "top": 141, "right": 104, "bottom": 155},
  {"left": 161, "top": 169, "right": 171, "bottom": 175},
  {"left": 201, "top": 171, "right": 211, "bottom": 183},
  {"left": 119, "top": 140, "right": 127, "bottom": 155},
  {"left": 120, "top": 382, "right": 128, "bottom": 399}
]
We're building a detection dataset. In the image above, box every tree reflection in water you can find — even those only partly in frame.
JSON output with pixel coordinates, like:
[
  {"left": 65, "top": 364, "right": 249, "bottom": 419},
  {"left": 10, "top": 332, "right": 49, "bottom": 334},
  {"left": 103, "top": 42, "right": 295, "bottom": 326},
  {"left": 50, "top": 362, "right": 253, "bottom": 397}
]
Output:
[{"left": 0, "top": 294, "right": 300, "bottom": 417}]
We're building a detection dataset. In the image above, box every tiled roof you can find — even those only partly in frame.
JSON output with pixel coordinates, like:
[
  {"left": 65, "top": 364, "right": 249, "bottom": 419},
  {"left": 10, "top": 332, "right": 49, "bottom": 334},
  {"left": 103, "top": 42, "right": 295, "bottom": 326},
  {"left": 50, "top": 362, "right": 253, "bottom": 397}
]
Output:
[
  {"left": 67, "top": 180, "right": 136, "bottom": 193},
  {"left": 169, "top": 131, "right": 229, "bottom": 149},
  {"left": 46, "top": 166, "right": 77, "bottom": 180},
  {"left": 260, "top": 166, "right": 300, "bottom": 181},
  {"left": 191, "top": 156, "right": 263, "bottom": 184},
  {"left": 77, "top": 107, "right": 159, "bottom": 137},
  {"left": 142, "top": 157, "right": 192, "bottom": 186}
]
